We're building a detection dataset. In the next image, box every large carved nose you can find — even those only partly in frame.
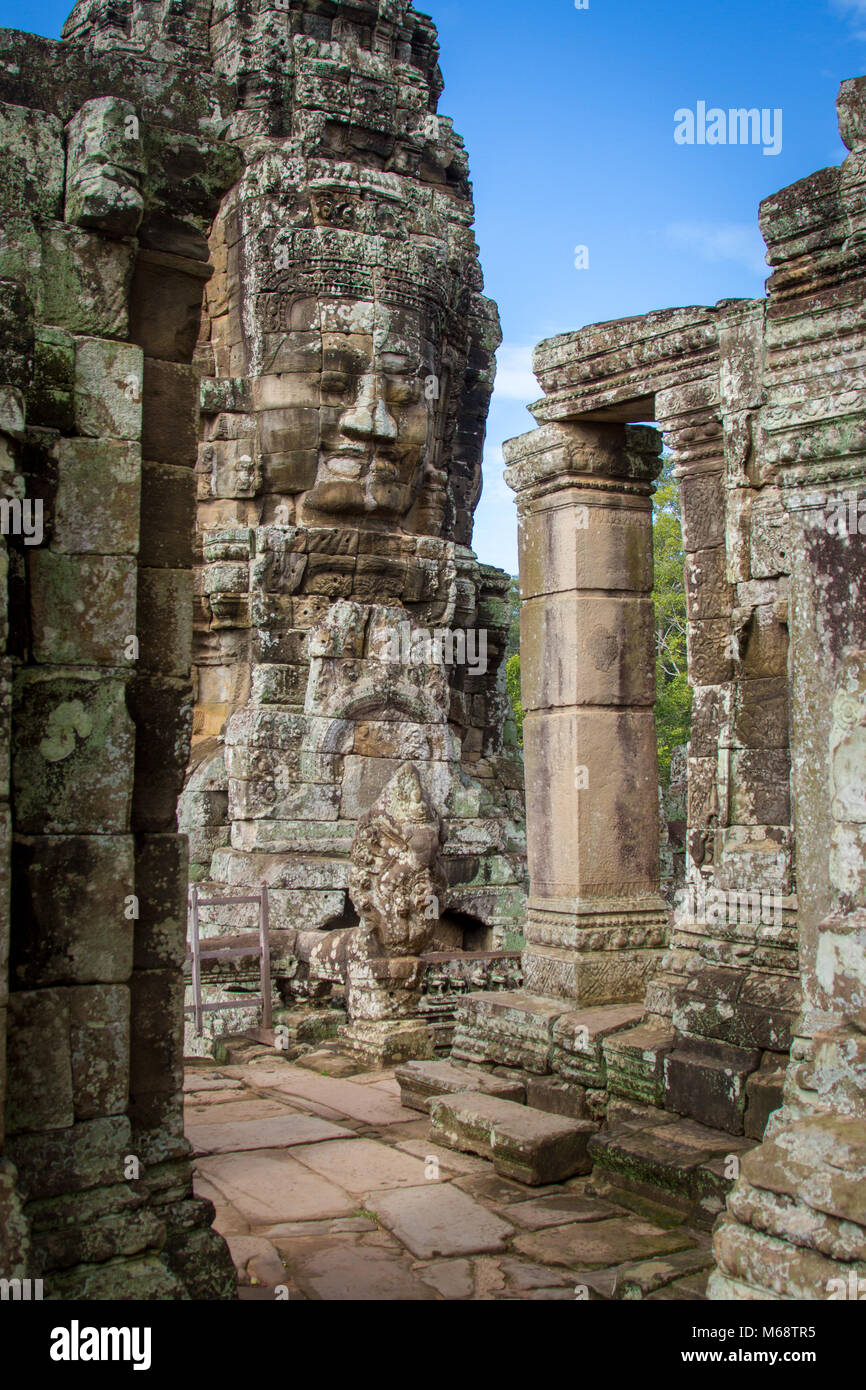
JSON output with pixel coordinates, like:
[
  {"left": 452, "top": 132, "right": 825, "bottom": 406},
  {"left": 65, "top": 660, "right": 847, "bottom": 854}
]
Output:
[{"left": 340, "top": 374, "right": 398, "bottom": 443}]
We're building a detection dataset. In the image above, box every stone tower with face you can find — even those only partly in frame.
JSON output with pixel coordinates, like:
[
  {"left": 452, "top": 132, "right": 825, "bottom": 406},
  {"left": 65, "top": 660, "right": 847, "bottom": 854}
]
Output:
[{"left": 157, "top": 0, "right": 527, "bottom": 970}]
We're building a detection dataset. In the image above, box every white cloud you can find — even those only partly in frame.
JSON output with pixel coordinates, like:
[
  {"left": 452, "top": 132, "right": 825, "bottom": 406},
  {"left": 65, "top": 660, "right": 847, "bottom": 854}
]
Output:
[
  {"left": 480, "top": 443, "right": 513, "bottom": 504},
  {"left": 833, "top": 0, "right": 866, "bottom": 38},
  {"left": 663, "top": 221, "right": 768, "bottom": 277},
  {"left": 493, "top": 343, "right": 539, "bottom": 402}
]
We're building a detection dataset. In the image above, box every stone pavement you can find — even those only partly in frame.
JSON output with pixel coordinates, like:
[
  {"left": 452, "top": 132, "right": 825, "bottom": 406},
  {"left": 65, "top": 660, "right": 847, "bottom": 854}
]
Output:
[{"left": 185, "top": 1053, "right": 714, "bottom": 1301}]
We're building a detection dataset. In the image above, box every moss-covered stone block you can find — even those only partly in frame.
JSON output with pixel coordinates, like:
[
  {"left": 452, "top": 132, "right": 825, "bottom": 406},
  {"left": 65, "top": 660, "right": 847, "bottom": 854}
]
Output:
[
  {"left": 12, "top": 670, "right": 134, "bottom": 834},
  {"left": 73, "top": 335, "right": 142, "bottom": 438},
  {"left": 5, "top": 988, "right": 74, "bottom": 1134},
  {"left": 133, "top": 834, "right": 188, "bottom": 972},
  {"left": 54, "top": 438, "right": 141, "bottom": 555},
  {"left": 42, "top": 228, "right": 134, "bottom": 339},
  {"left": 11, "top": 833, "right": 135, "bottom": 986},
  {"left": 67, "top": 982, "right": 130, "bottom": 1120},
  {"left": 0, "top": 99, "right": 63, "bottom": 221},
  {"left": 29, "top": 552, "right": 137, "bottom": 666}
]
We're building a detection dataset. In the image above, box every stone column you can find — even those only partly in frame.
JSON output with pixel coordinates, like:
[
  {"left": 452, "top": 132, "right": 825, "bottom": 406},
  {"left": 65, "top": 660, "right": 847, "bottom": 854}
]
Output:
[{"left": 502, "top": 420, "right": 669, "bottom": 1006}]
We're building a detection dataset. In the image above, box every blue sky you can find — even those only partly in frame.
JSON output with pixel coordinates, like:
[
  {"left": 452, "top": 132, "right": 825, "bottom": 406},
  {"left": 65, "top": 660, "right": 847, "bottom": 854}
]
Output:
[{"left": 4, "top": 0, "right": 866, "bottom": 572}]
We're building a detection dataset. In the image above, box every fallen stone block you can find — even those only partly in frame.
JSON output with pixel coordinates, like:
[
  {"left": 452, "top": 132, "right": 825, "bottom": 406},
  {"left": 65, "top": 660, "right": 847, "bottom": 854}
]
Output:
[
  {"left": 431, "top": 1092, "right": 597, "bottom": 1186},
  {"left": 395, "top": 1059, "right": 525, "bottom": 1113}
]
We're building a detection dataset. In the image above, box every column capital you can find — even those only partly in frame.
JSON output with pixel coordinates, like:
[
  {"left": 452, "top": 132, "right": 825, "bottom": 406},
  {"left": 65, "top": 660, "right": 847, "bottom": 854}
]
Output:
[{"left": 503, "top": 421, "right": 663, "bottom": 502}]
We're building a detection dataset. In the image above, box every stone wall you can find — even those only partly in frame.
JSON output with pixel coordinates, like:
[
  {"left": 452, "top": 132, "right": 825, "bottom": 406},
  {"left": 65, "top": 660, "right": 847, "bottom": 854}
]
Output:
[
  {"left": 0, "top": 8, "right": 240, "bottom": 1297},
  {"left": 709, "top": 76, "right": 866, "bottom": 1299}
]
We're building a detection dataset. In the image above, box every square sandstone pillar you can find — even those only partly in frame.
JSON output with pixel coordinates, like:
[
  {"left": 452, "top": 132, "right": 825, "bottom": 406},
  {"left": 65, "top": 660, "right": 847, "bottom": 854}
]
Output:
[{"left": 504, "top": 421, "right": 669, "bottom": 1004}]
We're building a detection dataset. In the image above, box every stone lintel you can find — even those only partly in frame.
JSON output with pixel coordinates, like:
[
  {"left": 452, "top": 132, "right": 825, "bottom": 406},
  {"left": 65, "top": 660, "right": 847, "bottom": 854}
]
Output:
[{"left": 525, "top": 306, "right": 725, "bottom": 427}]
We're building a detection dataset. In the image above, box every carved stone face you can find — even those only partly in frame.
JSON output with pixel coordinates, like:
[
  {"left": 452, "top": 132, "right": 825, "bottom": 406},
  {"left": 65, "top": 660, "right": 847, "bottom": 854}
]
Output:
[{"left": 254, "top": 292, "right": 445, "bottom": 525}]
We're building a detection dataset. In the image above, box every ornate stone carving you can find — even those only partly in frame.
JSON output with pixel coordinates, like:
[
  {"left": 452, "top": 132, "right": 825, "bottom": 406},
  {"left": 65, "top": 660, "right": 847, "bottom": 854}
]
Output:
[{"left": 349, "top": 761, "right": 444, "bottom": 963}]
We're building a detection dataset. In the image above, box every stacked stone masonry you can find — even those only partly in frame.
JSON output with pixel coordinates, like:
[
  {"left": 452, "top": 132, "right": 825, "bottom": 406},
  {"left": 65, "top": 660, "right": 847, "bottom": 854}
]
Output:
[
  {"left": 0, "top": 0, "right": 526, "bottom": 1297},
  {"left": 455, "top": 77, "right": 866, "bottom": 1300}
]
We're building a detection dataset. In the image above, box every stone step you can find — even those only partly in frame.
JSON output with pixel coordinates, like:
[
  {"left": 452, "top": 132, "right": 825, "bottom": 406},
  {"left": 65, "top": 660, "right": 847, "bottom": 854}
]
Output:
[
  {"left": 451, "top": 992, "right": 567, "bottom": 1073},
  {"left": 524, "top": 1076, "right": 591, "bottom": 1121},
  {"left": 744, "top": 1054, "right": 787, "bottom": 1140},
  {"left": 552, "top": 1004, "right": 645, "bottom": 1088},
  {"left": 602, "top": 1023, "right": 676, "bottom": 1108},
  {"left": 395, "top": 1060, "right": 526, "bottom": 1113},
  {"left": 664, "top": 1036, "right": 761, "bottom": 1134},
  {"left": 589, "top": 1110, "right": 753, "bottom": 1230},
  {"left": 430, "top": 1091, "right": 597, "bottom": 1186}
]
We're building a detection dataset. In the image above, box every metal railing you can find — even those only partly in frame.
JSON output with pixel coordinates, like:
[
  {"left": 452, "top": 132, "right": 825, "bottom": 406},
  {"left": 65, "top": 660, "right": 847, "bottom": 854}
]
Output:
[{"left": 184, "top": 884, "right": 272, "bottom": 1037}]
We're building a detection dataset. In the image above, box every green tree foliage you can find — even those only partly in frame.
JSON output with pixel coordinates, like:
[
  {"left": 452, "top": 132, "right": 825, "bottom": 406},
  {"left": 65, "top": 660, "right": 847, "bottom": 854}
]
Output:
[
  {"left": 653, "top": 454, "right": 692, "bottom": 785},
  {"left": 506, "top": 575, "right": 521, "bottom": 659},
  {"left": 506, "top": 650, "right": 524, "bottom": 745}
]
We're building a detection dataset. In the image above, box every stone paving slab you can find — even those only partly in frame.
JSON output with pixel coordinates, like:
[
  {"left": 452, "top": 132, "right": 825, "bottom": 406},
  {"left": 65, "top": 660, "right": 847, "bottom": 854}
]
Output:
[
  {"left": 184, "top": 1074, "right": 244, "bottom": 1093},
  {"left": 615, "top": 1247, "right": 714, "bottom": 1300},
  {"left": 431, "top": 1091, "right": 596, "bottom": 1185},
  {"left": 414, "top": 1258, "right": 475, "bottom": 1299},
  {"left": 184, "top": 1087, "right": 259, "bottom": 1107},
  {"left": 506, "top": 1193, "right": 618, "bottom": 1231},
  {"left": 193, "top": 1172, "right": 250, "bottom": 1235},
  {"left": 648, "top": 1272, "right": 709, "bottom": 1301},
  {"left": 500, "top": 1257, "right": 571, "bottom": 1290},
  {"left": 183, "top": 1060, "right": 713, "bottom": 1301},
  {"left": 225, "top": 1064, "right": 416, "bottom": 1127},
  {"left": 195, "top": 1150, "right": 356, "bottom": 1225},
  {"left": 395, "top": 1139, "right": 491, "bottom": 1176},
  {"left": 274, "top": 1236, "right": 438, "bottom": 1300},
  {"left": 263, "top": 1217, "right": 376, "bottom": 1239},
  {"left": 453, "top": 1172, "right": 569, "bottom": 1205},
  {"left": 290, "top": 1137, "right": 431, "bottom": 1193},
  {"left": 370, "top": 1078, "right": 403, "bottom": 1098},
  {"left": 188, "top": 1113, "right": 353, "bottom": 1155},
  {"left": 373, "top": 1118, "right": 430, "bottom": 1140},
  {"left": 185, "top": 1099, "right": 296, "bottom": 1127},
  {"left": 514, "top": 1217, "right": 697, "bottom": 1270},
  {"left": 370, "top": 1183, "right": 515, "bottom": 1259},
  {"left": 224, "top": 1236, "right": 287, "bottom": 1288}
]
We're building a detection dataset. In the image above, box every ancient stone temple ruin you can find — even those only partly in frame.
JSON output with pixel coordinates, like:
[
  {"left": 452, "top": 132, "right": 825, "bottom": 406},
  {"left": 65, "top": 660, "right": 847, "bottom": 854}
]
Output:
[
  {"left": 0, "top": 0, "right": 864, "bottom": 1307},
  {"left": 177, "top": 0, "right": 527, "bottom": 1053},
  {"left": 0, "top": 0, "right": 525, "bottom": 1298},
  {"left": 453, "top": 76, "right": 866, "bottom": 1299}
]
